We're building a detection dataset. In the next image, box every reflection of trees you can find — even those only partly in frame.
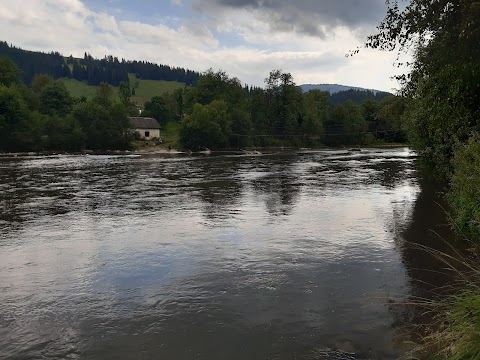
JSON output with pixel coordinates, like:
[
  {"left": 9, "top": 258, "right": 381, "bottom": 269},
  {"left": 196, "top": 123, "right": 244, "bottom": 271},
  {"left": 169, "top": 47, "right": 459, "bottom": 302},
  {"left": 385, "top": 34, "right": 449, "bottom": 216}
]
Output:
[
  {"left": 370, "top": 159, "right": 413, "bottom": 188},
  {"left": 399, "top": 176, "right": 462, "bottom": 296},
  {"left": 0, "top": 158, "right": 31, "bottom": 224},
  {"left": 187, "top": 154, "right": 302, "bottom": 220},
  {"left": 194, "top": 178, "right": 243, "bottom": 220},
  {"left": 48, "top": 158, "right": 144, "bottom": 215},
  {"left": 1, "top": 156, "right": 146, "bottom": 224},
  {"left": 251, "top": 157, "right": 300, "bottom": 217},
  {"left": 389, "top": 174, "right": 468, "bottom": 348},
  {"left": 189, "top": 156, "right": 244, "bottom": 221}
]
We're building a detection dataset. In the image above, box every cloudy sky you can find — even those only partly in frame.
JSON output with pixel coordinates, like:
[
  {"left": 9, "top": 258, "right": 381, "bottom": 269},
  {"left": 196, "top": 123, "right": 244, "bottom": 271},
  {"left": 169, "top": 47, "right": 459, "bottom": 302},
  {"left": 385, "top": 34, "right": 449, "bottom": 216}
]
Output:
[{"left": 0, "top": 0, "right": 405, "bottom": 91}]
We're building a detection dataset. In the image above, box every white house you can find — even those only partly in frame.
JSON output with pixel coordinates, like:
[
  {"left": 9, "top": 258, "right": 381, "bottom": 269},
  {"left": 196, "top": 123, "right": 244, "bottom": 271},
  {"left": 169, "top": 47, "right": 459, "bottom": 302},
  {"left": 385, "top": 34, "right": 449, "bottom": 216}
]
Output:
[{"left": 128, "top": 117, "right": 161, "bottom": 141}]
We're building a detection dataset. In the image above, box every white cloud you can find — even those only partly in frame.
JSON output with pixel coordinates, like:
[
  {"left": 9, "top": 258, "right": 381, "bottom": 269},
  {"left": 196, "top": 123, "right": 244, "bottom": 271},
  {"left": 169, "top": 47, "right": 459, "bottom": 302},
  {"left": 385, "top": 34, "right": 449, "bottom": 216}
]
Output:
[{"left": 0, "top": 0, "right": 406, "bottom": 91}]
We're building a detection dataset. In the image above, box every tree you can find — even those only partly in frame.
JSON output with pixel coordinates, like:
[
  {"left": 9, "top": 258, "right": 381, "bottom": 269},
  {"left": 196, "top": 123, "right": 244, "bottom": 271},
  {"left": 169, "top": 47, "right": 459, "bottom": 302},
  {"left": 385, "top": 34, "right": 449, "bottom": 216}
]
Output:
[
  {"left": 264, "top": 70, "right": 303, "bottom": 136},
  {"left": 95, "top": 82, "right": 113, "bottom": 108},
  {"left": 325, "top": 100, "right": 366, "bottom": 146},
  {"left": 31, "top": 74, "right": 54, "bottom": 94},
  {"left": 39, "top": 80, "right": 73, "bottom": 116},
  {"left": 173, "top": 88, "right": 184, "bottom": 120},
  {"left": 374, "top": 96, "right": 408, "bottom": 143},
  {"left": 71, "top": 101, "right": 129, "bottom": 150},
  {"left": 0, "top": 85, "right": 29, "bottom": 151},
  {"left": 179, "top": 100, "right": 230, "bottom": 150},
  {"left": 362, "top": 98, "right": 381, "bottom": 143},
  {"left": 184, "top": 69, "right": 251, "bottom": 147},
  {"left": 143, "top": 96, "right": 170, "bottom": 123},
  {"left": 365, "top": 0, "right": 480, "bottom": 241},
  {"left": 118, "top": 81, "right": 132, "bottom": 107},
  {"left": 448, "top": 136, "right": 480, "bottom": 236},
  {"left": 32, "top": 112, "right": 86, "bottom": 152},
  {"left": 249, "top": 87, "right": 268, "bottom": 136},
  {"left": 12, "top": 82, "right": 39, "bottom": 111},
  {"left": 0, "top": 56, "right": 21, "bottom": 86},
  {"left": 162, "top": 90, "right": 182, "bottom": 122},
  {"left": 302, "top": 89, "right": 330, "bottom": 137},
  {"left": 364, "top": 0, "right": 480, "bottom": 174},
  {"left": 185, "top": 69, "right": 242, "bottom": 109}
]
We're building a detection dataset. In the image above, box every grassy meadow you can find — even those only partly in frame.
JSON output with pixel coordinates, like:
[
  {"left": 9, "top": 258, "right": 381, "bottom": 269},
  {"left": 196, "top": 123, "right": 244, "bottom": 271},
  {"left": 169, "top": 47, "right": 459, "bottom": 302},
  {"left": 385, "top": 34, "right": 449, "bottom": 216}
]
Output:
[{"left": 60, "top": 74, "right": 186, "bottom": 108}]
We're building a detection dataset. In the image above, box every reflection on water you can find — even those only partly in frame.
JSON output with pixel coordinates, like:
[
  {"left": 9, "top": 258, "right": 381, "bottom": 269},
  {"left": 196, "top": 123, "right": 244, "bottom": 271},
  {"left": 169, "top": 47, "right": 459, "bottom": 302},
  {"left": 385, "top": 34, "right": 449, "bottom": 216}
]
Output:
[{"left": 0, "top": 148, "right": 436, "bottom": 359}]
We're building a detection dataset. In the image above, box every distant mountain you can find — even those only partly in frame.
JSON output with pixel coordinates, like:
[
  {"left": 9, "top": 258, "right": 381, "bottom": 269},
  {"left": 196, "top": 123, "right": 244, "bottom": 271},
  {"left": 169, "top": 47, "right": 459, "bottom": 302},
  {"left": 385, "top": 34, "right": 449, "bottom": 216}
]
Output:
[
  {"left": 300, "top": 83, "right": 393, "bottom": 105},
  {"left": 300, "top": 83, "right": 389, "bottom": 95}
]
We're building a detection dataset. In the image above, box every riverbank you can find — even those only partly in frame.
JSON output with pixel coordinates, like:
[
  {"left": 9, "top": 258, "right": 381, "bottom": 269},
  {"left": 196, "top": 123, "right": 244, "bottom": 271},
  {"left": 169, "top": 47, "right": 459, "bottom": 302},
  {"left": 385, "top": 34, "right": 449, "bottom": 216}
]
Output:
[{"left": 407, "top": 250, "right": 480, "bottom": 360}]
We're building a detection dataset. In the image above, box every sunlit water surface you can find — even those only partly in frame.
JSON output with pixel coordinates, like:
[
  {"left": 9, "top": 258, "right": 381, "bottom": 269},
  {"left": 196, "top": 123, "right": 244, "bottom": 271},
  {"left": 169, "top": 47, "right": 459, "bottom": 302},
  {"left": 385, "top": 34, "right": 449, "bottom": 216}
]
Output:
[{"left": 0, "top": 148, "right": 422, "bottom": 359}]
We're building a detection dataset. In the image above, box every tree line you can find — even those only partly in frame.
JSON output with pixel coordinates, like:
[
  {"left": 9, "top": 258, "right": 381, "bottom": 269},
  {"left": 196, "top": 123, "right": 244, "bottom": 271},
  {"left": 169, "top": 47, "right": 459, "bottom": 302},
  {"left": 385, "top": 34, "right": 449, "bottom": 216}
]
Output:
[
  {"left": 0, "top": 51, "right": 407, "bottom": 154},
  {"left": 0, "top": 41, "right": 200, "bottom": 86},
  {"left": 164, "top": 69, "right": 408, "bottom": 151},
  {"left": 0, "top": 57, "right": 134, "bottom": 152}
]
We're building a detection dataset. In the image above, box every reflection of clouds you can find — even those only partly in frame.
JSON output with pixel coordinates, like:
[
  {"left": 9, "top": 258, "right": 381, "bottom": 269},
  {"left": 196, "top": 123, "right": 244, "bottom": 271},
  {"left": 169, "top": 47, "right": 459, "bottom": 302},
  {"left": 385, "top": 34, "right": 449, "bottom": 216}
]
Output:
[
  {"left": 0, "top": 213, "right": 101, "bottom": 358},
  {"left": 0, "top": 149, "right": 420, "bottom": 359}
]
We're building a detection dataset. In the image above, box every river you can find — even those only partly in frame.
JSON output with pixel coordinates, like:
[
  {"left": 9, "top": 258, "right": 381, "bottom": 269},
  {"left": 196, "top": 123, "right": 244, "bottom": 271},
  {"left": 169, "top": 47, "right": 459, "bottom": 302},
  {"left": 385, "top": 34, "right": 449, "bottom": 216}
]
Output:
[{"left": 0, "top": 148, "right": 451, "bottom": 359}]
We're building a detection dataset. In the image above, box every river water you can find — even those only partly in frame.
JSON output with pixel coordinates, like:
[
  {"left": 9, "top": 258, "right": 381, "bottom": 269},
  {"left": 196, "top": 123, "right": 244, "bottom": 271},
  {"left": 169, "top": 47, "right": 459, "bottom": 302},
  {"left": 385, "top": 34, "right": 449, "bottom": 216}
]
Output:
[{"left": 0, "top": 148, "right": 449, "bottom": 359}]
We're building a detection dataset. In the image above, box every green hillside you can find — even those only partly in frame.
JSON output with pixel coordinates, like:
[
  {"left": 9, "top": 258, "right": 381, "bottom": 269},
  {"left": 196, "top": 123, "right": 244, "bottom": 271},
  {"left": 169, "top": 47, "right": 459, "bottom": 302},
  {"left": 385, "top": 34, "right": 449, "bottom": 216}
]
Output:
[
  {"left": 128, "top": 74, "right": 185, "bottom": 107},
  {"left": 61, "top": 77, "right": 111, "bottom": 98},
  {"left": 60, "top": 74, "right": 185, "bottom": 108}
]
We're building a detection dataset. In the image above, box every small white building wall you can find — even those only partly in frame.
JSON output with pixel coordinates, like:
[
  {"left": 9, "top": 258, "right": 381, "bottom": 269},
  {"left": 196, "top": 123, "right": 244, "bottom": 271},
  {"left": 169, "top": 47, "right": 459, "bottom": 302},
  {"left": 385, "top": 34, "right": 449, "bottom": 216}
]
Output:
[{"left": 135, "top": 128, "right": 160, "bottom": 140}]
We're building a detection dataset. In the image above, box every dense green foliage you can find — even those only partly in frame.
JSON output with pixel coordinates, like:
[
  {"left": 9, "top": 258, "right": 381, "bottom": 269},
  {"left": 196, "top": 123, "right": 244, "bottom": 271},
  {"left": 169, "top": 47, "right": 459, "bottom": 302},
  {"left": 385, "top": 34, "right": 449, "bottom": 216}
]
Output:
[
  {"left": 366, "top": 0, "right": 480, "bottom": 173},
  {"left": 177, "top": 69, "right": 407, "bottom": 150},
  {"left": 448, "top": 136, "right": 480, "bottom": 237},
  {"left": 0, "top": 58, "right": 132, "bottom": 152},
  {"left": 365, "top": 0, "right": 480, "bottom": 236},
  {"left": 0, "top": 41, "right": 199, "bottom": 86},
  {"left": 0, "top": 56, "right": 22, "bottom": 87},
  {"left": 180, "top": 100, "right": 230, "bottom": 150},
  {"left": 143, "top": 96, "right": 173, "bottom": 123}
]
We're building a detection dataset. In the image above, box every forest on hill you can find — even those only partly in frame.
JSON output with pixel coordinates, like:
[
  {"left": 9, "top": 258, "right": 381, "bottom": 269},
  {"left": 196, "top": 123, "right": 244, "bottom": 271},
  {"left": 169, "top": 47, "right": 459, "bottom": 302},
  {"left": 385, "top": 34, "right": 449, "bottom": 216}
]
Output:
[
  {"left": 329, "top": 89, "right": 391, "bottom": 105},
  {"left": 0, "top": 41, "right": 199, "bottom": 86},
  {"left": 300, "top": 84, "right": 392, "bottom": 105}
]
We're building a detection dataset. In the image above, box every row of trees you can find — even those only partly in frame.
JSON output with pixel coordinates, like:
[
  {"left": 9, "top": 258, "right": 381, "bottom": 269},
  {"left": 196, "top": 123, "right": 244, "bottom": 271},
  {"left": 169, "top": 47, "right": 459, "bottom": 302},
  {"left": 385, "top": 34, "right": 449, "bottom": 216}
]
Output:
[
  {"left": 0, "top": 57, "right": 133, "bottom": 152},
  {"left": 164, "top": 69, "right": 408, "bottom": 150},
  {"left": 0, "top": 42, "right": 200, "bottom": 86},
  {"left": 0, "top": 53, "right": 407, "bottom": 154}
]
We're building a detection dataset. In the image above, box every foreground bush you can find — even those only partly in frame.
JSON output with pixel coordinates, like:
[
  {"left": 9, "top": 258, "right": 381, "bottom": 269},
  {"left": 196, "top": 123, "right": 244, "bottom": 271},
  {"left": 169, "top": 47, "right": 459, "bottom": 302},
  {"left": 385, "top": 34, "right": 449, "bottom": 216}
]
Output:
[
  {"left": 449, "top": 136, "right": 480, "bottom": 239},
  {"left": 406, "top": 244, "right": 480, "bottom": 360},
  {"left": 415, "top": 290, "right": 480, "bottom": 360}
]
